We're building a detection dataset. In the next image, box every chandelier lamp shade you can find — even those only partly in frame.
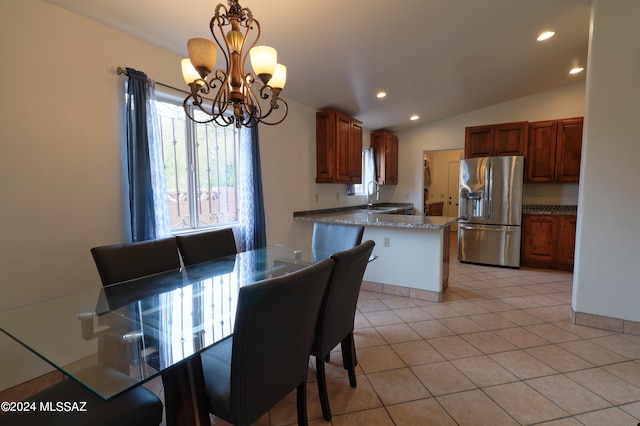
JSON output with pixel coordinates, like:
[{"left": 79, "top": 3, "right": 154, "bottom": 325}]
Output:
[{"left": 181, "top": 0, "right": 288, "bottom": 128}]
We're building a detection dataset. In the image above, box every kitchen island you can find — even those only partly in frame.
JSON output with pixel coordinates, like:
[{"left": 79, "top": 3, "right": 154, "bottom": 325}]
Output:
[{"left": 294, "top": 206, "right": 458, "bottom": 302}]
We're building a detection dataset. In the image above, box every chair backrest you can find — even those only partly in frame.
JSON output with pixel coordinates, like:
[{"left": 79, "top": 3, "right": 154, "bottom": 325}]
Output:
[
  {"left": 230, "top": 258, "right": 334, "bottom": 425},
  {"left": 314, "top": 240, "right": 376, "bottom": 357},
  {"left": 90, "top": 238, "right": 181, "bottom": 285},
  {"left": 0, "top": 367, "right": 163, "bottom": 426},
  {"left": 175, "top": 228, "right": 237, "bottom": 266},
  {"left": 311, "top": 223, "right": 365, "bottom": 253}
]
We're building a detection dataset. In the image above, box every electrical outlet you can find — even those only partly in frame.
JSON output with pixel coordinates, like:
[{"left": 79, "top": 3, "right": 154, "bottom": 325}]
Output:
[
  {"left": 315, "top": 193, "right": 319, "bottom": 202},
  {"left": 383, "top": 237, "right": 390, "bottom": 247},
  {"left": 336, "top": 193, "right": 340, "bottom": 201}
]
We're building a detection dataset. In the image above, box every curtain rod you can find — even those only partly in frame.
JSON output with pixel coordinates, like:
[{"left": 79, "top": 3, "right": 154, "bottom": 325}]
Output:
[{"left": 117, "top": 66, "right": 190, "bottom": 96}]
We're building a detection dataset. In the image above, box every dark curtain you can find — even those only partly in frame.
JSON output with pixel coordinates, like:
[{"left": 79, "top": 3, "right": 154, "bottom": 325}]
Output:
[
  {"left": 125, "top": 68, "right": 157, "bottom": 242},
  {"left": 249, "top": 123, "right": 267, "bottom": 249}
]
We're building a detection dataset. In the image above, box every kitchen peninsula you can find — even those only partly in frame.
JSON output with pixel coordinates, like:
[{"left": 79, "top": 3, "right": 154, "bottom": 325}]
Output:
[{"left": 294, "top": 205, "right": 458, "bottom": 302}]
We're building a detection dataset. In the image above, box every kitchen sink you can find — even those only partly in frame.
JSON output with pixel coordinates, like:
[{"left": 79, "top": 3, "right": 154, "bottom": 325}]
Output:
[{"left": 360, "top": 206, "right": 397, "bottom": 213}]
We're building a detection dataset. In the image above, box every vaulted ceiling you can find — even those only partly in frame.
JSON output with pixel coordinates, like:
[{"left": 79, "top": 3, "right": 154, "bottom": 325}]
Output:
[{"left": 47, "top": 0, "right": 591, "bottom": 132}]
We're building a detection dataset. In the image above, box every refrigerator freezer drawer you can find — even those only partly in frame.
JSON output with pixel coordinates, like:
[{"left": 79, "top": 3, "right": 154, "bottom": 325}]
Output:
[{"left": 458, "top": 224, "right": 521, "bottom": 267}]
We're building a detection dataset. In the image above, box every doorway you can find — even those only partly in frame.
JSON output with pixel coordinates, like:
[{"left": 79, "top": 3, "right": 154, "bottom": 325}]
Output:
[
  {"left": 423, "top": 149, "right": 463, "bottom": 228},
  {"left": 447, "top": 161, "right": 460, "bottom": 231}
]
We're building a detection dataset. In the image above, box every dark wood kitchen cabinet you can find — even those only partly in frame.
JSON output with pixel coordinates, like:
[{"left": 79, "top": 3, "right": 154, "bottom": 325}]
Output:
[
  {"left": 557, "top": 215, "right": 577, "bottom": 265},
  {"left": 316, "top": 109, "right": 363, "bottom": 184},
  {"left": 521, "top": 214, "right": 577, "bottom": 271},
  {"left": 464, "top": 121, "right": 528, "bottom": 158},
  {"left": 370, "top": 131, "right": 398, "bottom": 185},
  {"left": 526, "top": 117, "right": 583, "bottom": 183}
]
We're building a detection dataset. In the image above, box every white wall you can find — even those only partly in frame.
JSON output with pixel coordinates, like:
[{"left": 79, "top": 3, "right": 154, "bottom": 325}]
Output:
[{"left": 572, "top": 0, "right": 640, "bottom": 322}]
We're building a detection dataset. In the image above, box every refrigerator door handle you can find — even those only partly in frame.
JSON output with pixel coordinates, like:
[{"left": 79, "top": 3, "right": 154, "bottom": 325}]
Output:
[
  {"left": 459, "top": 188, "right": 470, "bottom": 221},
  {"left": 486, "top": 163, "right": 493, "bottom": 220}
]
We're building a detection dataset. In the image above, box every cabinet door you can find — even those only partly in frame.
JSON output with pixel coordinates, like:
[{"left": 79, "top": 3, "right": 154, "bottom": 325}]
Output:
[
  {"left": 557, "top": 215, "right": 577, "bottom": 264},
  {"left": 465, "top": 126, "right": 495, "bottom": 158},
  {"left": 386, "top": 134, "right": 398, "bottom": 184},
  {"left": 348, "top": 120, "right": 363, "bottom": 183},
  {"left": 526, "top": 121, "right": 557, "bottom": 182},
  {"left": 316, "top": 109, "right": 362, "bottom": 184},
  {"left": 371, "top": 132, "right": 398, "bottom": 185},
  {"left": 522, "top": 215, "right": 557, "bottom": 262},
  {"left": 334, "top": 113, "right": 353, "bottom": 182},
  {"left": 315, "top": 111, "right": 335, "bottom": 183},
  {"left": 494, "top": 122, "right": 527, "bottom": 156},
  {"left": 555, "top": 118, "right": 583, "bottom": 182}
]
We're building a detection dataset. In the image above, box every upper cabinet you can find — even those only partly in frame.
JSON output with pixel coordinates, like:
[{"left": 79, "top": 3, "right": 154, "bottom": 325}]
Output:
[
  {"left": 464, "top": 121, "right": 528, "bottom": 158},
  {"left": 370, "top": 131, "right": 398, "bottom": 185},
  {"left": 316, "top": 109, "right": 363, "bottom": 184},
  {"left": 526, "top": 117, "right": 583, "bottom": 183}
]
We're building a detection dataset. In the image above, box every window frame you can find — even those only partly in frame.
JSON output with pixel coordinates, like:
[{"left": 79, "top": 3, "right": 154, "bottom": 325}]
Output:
[
  {"left": 353, "top": 147, "right": 375, "bottom": 196},
  {"left": 155, "top": 91, "right": 241, "bottom": 233}
]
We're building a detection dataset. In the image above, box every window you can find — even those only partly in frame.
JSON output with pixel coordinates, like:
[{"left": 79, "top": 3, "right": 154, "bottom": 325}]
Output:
[
  {"left": 353, "top": 147, "right": 375, "bottom": 195},
  {"left": 155, "top": 96, "right": 240, "bottom": 232}
]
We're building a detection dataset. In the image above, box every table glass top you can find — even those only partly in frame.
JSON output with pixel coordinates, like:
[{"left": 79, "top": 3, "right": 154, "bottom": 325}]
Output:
[{"left": 0, "top": 245, "right": 330, "bottom": 399}]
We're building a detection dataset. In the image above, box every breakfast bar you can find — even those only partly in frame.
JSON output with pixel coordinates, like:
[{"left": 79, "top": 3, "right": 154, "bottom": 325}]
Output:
[{"left": 294, "top": 206, "right": 458, "bottom": 301}]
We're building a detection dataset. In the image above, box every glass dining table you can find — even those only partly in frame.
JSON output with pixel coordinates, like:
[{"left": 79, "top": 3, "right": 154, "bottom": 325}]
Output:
[{"left": 0, "top": 245, "right": 332, "bottom": 426}]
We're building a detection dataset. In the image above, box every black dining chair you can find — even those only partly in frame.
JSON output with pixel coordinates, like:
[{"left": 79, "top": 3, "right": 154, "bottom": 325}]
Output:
[
  {"left": 0, "top": 369, "right": 163, "bottom": 426},
  {"left": 311, "top": 240, "right": 376, "bottom": 421},
  {"left": 90, "top": 238, "right": 181, "bottom": 373},
  {"left": 200, "top": 258, "right": 335, "bottom": 426},
  {"left": 311, "top": 223, "right": 364, "bottom": 254},
  {"left": 90, "top": 237, "right": 181, "bottom": 285},
  {"left": 175, "top": 228, "right": 237, "bottom": 266}
]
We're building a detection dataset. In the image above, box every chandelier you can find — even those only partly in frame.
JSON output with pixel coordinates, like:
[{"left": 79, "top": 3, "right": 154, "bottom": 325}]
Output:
[{"left": 181, "top": 0, "right": 288, "bottom": 128}]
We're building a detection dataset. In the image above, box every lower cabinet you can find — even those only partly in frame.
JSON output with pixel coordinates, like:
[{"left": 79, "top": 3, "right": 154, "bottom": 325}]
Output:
[{"left": 521, "top": 214, "right": 576, "bottom": 271}]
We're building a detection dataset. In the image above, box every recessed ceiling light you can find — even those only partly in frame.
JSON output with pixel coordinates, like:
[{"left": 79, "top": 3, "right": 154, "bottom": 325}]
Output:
[
  {"left": 569, "top": 67, "right": 584, "bottom": 74},
  {"left": 376, "top": 91, "right": 387, "bottom": 99},
  {"left": 410, "top": 115, "right": 420, "bottom": 121},
  {"left": 537, "top": 31, "right": 555, "bottom": 41}
]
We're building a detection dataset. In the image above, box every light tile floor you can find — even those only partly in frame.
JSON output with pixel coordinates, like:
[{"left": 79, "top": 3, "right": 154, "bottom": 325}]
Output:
[{"left": 147, "top": 233, "right": 640, "bottom": 425}]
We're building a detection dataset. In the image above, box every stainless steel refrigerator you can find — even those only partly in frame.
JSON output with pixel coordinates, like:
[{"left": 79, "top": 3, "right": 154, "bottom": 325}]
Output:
[{"left": 458, "top": 156, "right": 524, "bottom": 267}]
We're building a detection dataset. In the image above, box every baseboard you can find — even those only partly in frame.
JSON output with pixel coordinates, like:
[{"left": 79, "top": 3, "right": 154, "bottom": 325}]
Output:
[
  {"left": 362, "top": 280, "right": 442, "bottom": 302},
  {"left": 0, "top": 370, "right": 64, "bottom": 402},
  {"left": 571, "top": 309, "right": 640, "bottom": 336}
]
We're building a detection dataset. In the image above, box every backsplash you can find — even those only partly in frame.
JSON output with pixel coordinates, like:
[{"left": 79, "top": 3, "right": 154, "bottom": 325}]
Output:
[
  {"left": 522, "top": 204, "right": 577, "bottom": 215},
  {"left": 522, "top": 183, "right": 579, "bottom": 206}
]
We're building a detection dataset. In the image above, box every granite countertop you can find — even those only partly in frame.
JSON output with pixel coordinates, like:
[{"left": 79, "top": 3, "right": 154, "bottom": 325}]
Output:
[
  {"left": 522, "top": 204, "right": 577, "bottom": 215},
  {"left": 294, "top": 204, "right": 458, "bottom": 230},
  {"left": 294, "top": 202, "right": 414, "bottom": 216}
]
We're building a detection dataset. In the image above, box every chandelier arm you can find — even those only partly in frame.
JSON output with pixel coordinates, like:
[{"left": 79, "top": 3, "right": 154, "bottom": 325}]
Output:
[
  {"left": 245, "top": 97, "right": 288, "bottom": 127},
  {"left": 209, "top": 69, "right": 231, "bottom": 118},
  {"left": 186, "top": 81, "right": 214, "bottom": 118},
  {"left": 262, "top": 98, "right": 288, "bottom": 125},
  {"left": 213, "top": 113, "right": 235, "bottom": 128},
  {"left": 240, "top": 16, "right": 260, "bottom": 80},
  {"left": 242, "top": 77, "right": 270, "bottom": 118},
  {"left": 245, "top": 82, "right": 288, "bottom": 126},
  {"left": 183, "top": 97, "right": 217, "bottom": 124},
  {"left": 209, "top": 3, "right": 231, "bottom": 74}
]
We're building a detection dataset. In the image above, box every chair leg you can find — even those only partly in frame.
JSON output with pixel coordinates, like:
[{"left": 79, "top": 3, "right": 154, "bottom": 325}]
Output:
[
  {"left": 315, "top": 355, "right": 332, "bottom": 421},
  {"left": 296, "top": 381, "right": 308, "bottom": 426},
  {"left": 340, "top": 333, "right": 357, "bottom": 387}
]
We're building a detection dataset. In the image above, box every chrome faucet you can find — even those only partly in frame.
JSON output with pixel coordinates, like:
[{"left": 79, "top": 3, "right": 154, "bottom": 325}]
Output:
[{"left": 367, "top": 180, "right": 380, "bottom": 208}]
